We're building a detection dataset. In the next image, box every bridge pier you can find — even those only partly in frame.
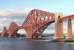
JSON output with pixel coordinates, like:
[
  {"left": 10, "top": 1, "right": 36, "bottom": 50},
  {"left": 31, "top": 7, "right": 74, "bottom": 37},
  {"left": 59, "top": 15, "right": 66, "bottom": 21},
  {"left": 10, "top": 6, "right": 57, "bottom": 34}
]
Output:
[
  {"left": 54, "top": 13, "right": 64, "bottom": 41},
  {"left": 66, "top": 18, "right": 73, "bottom": 40},
  {"left": 25, "top": 24, "right": 33, "bottom": 38}
]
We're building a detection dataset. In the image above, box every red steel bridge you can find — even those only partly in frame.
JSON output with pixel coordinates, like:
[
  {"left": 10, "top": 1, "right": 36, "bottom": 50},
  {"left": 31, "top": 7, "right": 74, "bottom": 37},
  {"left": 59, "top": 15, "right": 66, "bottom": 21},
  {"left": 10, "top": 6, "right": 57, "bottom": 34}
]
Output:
[{"left": 0, "top": 9, "right": 74, "bottom": 41}]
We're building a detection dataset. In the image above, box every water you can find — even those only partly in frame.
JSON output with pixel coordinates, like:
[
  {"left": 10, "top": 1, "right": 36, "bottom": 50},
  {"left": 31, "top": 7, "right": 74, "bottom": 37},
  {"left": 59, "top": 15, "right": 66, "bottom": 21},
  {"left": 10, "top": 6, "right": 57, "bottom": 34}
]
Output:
[{"left": 0, "top": 38, "right": 74, "bottom": 50}]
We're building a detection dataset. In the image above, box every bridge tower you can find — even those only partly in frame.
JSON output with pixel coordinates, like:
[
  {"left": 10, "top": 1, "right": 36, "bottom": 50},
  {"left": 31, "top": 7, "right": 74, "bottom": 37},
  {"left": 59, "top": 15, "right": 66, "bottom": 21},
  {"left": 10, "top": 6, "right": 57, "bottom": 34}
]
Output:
[
  {"left": 1, "top": 27, "right": 8, "bottom": 37},
  {"left": 54, "top": 13, "right": 64, "bottom": 41},
  {"left": 66, "top": 18, "right": 72, "bottom": 40},
  {"left": 7, "top": 22, "right": 18, "bottom": 37}
]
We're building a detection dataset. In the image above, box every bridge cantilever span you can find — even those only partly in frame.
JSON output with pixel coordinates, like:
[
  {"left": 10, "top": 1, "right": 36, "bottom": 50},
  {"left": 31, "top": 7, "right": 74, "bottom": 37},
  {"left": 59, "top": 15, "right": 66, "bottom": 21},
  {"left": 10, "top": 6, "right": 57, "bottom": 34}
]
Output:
[
  {"left": 20, "top": 9, "right": 74, "bottom": 40},
  {"left": 21, "top": 9, "right": 55, "bottom": 38}
]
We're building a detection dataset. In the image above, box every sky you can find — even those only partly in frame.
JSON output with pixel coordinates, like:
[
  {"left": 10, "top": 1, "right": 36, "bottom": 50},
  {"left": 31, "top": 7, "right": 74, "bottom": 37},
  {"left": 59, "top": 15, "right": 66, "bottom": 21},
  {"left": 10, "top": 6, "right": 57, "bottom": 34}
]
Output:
[
  {"left": 0, "top": 0, "right": 74, "bottom": 34},
  {"left": 0, "top": 0, "right": 74, "bottom": 15}
]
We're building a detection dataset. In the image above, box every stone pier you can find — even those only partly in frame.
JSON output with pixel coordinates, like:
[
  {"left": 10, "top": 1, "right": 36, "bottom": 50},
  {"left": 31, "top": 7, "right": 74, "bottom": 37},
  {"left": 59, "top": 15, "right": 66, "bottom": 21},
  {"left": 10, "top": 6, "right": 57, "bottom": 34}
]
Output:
[
  {"left": 66, "top": 18, "right": 72, "bottom": 40},
  {"left": 54, "top": 13, "right": 64, "bottom": 41}
]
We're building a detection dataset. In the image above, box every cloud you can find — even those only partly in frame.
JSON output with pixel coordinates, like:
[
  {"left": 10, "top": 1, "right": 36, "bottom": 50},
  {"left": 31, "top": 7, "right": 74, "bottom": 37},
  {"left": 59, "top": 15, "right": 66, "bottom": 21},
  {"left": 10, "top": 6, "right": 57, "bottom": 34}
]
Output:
[
  {"left": 0, "top": 8, "right": 26, "bottom": 16},
  {"left": 0, "top": 8, "right": 45, "bottom": 16},
  {"left": 0, "top": 10, "right": 10, "bottom": 16},
  {"left": 0, "top": 22, "right": 4, "bottom": 32},
  {"left": 17, "top": 29, "right": 27, "bottom": 35}
]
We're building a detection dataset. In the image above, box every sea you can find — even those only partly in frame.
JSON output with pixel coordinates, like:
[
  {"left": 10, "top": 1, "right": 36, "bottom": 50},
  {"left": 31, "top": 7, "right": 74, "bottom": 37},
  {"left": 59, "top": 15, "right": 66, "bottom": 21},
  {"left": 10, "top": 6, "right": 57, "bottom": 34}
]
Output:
[{"left": 0, "top": 38, "right": 73, "bottom": 50}]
